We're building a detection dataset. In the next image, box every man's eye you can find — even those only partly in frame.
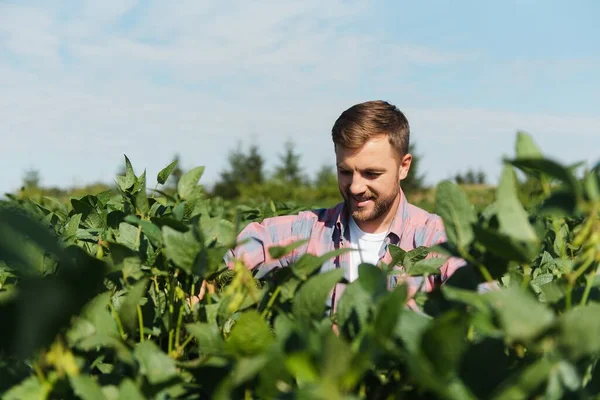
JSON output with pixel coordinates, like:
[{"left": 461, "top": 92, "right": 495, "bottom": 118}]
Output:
[
  {"left": 366, "top": 172, "right": 382, "bottom": 178},
  {"left": 338, "top": 169, "right": 351, "bottom": 175}
]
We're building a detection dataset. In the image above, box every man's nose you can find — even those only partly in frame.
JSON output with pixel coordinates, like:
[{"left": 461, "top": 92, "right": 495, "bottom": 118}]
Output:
[{"left": 348, "top": 174, "right": 367, "bottom": 195}]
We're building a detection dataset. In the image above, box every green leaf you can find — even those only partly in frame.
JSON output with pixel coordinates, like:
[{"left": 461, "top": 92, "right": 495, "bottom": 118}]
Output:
[
  {"left": 0, "top": 246, "right": 105, "bottom": 359},
  {"left": 200, "top": 216, "right": 235, "bottom": 247},
  {"left": 64, "top": 213, "right": 82, "bottom": 239},
  {"left": 118, "top": 278, "right": 149, "bottom": 336},
  {"left": 135, "top": 186, "right": 149, "bottom": 216},
  {"left": 539, "top": 281, "right": 564, "bottom": 304},
  {"left": 491, "top": 358, "right": 554, "bottom": 400},
  {"left": 186, "top": 322, "right": 224, "bottom": 355},
  {"left": 421, "top": 310, "right": 470, "bottom": 379},
  {"left": 515, "top": 131, "right": 542, "bottom": 159},
  {"left": 388, "top": 244, "right": 407, "bottom": 267},
  {"left": 484, "top": 286, "right": 554, "bottom": 343},
  {"left": 177, "top": 166, "right": 205, "bottom": 200},
  {"left": 116, "top": 155, "right": 137, "bottom": 192},
  {"left": 435, "top": 181, "right": 476, "bottom": 251},
  {"left": 268, "top": 239, "right": 309, "bottom": 259},
  {"left": 292, "top": 248, "right": 353, "bottom": 280},
  {"left": 335, "top": 280, "right": 373, "bottom": 339},
  {"left": 322, "top": 331, "right": 353, "bottom": 382},
  {"left": 157, "top": 159, "right": 179, "bottom": 185},
  {"left": 3, "top": 375, "right": 49, "bottom": 400},
  {"left": 227, "top": 310, "right": 274, "bottom": 357},
  {"left": 124, "top": 215, "right": 163, "bottom": 248},
  {"left": 557, "top": 303, "right": 600, "bottom": 361},
  {"left": 495, "top": 166, "right": 538, "bottom": 243},
  {"left": 292, "top": 269, "right": 344, "bottom": 321},
  {"left": 406, "top": 257, "right": 446, "bottom": 276},
  {"left": 118, "top": 379, "right": 145, "bottom": 400},
  {"left": 80, "top": 292, "right": 120, "bottom": 338},
  {"left": 507, "top": 158, "right": 581, "bottom": 200},
  {"left": 69, "top": 375, "right": 105, "bottom": 400},
  {"left": 374, "top": 284, "right": 408, "bottom": 339},
  {"left": 162, "top": 226, "right": 202, "bottom": 274},
  {"left": 473, "top": 225, "right": 537, "bottom": 263},
  {"left": 117, "top": 222, "right": 139, "bottom": 251},
  {"left": 134, "top": 341, "right": 178, "bottom": 385}
]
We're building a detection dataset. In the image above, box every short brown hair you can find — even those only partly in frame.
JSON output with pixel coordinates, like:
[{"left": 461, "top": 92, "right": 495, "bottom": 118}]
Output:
[{"left": 331, "top": 100, "right": 410, "bottom": 157}]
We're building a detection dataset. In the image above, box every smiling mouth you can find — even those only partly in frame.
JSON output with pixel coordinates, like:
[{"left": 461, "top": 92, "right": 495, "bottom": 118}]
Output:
[{"left": 352, "top": 197, "right": 373, "bottom": 207}]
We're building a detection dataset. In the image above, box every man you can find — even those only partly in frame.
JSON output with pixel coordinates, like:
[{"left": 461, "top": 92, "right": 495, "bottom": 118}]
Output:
[{"left": 223, "top": 100, "right": 463, "bottom": 311}]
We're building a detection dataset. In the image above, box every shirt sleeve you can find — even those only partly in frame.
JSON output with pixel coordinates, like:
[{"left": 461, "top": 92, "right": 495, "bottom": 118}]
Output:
[
  {"left": 223, "top": 213, "right": 313, "bottom": 276},
  {"left": 421, "top": 215, "right": 467, "bottom": 290}
]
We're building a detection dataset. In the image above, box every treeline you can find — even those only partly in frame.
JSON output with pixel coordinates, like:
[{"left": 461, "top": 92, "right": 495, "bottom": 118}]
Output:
[{"left": 14, "top": 140, "right": 427, "bottom": 205}]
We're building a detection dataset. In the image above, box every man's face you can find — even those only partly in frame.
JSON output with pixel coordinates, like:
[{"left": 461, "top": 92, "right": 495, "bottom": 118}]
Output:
[{"left": 335, "top": 135, "right": 411, "bottom": 231}]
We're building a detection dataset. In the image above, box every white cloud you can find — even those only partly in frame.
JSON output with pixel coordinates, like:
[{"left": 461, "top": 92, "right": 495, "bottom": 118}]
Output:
[{"left": 0, "top": 1, "right": 597, "bottom": 196}]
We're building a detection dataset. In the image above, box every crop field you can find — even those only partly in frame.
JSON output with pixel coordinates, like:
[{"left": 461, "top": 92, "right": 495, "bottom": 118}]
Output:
[{"left": 0, "top": 132, "right": 599, "bottom": 399}]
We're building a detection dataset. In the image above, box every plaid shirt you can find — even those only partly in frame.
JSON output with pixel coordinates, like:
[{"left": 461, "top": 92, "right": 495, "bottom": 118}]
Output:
[{"left": 224, "top": 190, "right": 464, "bottom": 311}]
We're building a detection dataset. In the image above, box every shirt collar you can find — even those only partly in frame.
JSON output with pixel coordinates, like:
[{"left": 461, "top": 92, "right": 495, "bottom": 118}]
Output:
[{"left": 334, "top": 188, "right": 409, "bottom": 243}]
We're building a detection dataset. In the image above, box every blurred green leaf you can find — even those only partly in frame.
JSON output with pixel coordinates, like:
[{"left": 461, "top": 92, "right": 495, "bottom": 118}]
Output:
[
  {"left": 484, "top": 286, "right": 554, "bottom": 343},
  {"left": 186, "top": 322, "right": 224, "bottom": 356},
  {"left": 421, "top": 310, "right": 470, "bottom": 379},
  {"left": 118, "top": 278, "right": 149, "bottom": 336},
  {"left": 293, "top": 269, "right": 344, "bottom": 321},
  {"left": 435, "top": 181, "right": 476, "bottom": 251},
  {"left": 557, "top": 303, "right": 600, "bottom": 361},
  {"left": 268, "top": 239, "right": 309, "bottom": 259},
  {"left": 3, "top": 376, "right": 48, "bottom": 400},
  {"left": 134, "top": 341, "right": 178, "bottom": 385},
  {"left": 69, "top": 375, "right": 105, "bottom": 400},
  {"left": 515, "top": 131, "right": 542, "bottom": 159},
  {"left": 495, "top": 166, "right": 538, "bottom": 244},
  {"left": 227, "top": 310, "right": 273, "bottom": 357},
  {"left": 291, "top": 249, "right": 352, "bottom": 281},
  {"left": 118, "top": 379, "right": 145, "bottom": 400}
]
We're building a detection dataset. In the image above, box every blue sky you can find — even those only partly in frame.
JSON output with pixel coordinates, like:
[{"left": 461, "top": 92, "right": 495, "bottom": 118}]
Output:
[{"left": 1, "top": 0, "right": 598, "bottom": 197}]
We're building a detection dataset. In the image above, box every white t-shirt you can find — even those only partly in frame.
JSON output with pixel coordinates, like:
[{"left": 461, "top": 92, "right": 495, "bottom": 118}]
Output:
[{"left": 346, "top": 217, "right": 387, "bottom": 282}]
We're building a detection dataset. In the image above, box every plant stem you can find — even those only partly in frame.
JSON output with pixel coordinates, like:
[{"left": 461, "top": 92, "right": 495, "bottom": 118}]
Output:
[
  {"left": 261, "top": 286, "right": 282, "bottom": 319},
  {"left": 565, "top": 285, "right": 573, "bottom": 310},
  {"left": 580, "top": 272, "right": 596, "bottom": 306},
  {"left": 137, "top": 305, "right": 145, "bottom": 342},
  {"left": 109, "top": 303, "right": 127, "bottom": 341},
  {"left": 175, "top": 305, "right": 184, "bottom": 348},
  {"left": 168, "top": 330, "right": 174, "bottom": 355}
]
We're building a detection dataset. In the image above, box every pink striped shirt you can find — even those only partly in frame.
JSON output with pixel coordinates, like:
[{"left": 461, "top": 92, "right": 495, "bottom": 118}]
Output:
[{"left": 225, "top": 189, "right": 464, "bottom": 311}]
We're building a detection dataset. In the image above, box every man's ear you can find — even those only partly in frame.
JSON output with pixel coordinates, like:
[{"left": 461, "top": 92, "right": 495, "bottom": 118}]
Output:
[{"left": 398, "top": 153, "right": 412, "bottom": 181}]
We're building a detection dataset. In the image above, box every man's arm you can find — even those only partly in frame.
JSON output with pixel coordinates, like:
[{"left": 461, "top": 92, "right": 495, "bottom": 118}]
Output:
[{"left": 224, "top": 213, "right": 314, "bottom": 276}]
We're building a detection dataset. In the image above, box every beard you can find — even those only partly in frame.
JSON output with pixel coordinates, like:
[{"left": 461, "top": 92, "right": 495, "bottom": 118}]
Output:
[{"left": 344, "top": 186, "right": 399, "bottom": 223}]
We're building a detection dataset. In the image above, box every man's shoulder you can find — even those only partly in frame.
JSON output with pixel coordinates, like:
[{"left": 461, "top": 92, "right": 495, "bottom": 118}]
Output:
[
  {"left": 404, "top": 200, "right": 444, "bottom": 228},
  {"left": 248, "top": 202, "right": 343, "bottom": 229}
]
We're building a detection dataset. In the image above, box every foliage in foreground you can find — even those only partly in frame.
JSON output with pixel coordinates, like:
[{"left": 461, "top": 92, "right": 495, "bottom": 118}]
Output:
[{"left": 0, "top": 132, "right": 599, "bottom": 399}]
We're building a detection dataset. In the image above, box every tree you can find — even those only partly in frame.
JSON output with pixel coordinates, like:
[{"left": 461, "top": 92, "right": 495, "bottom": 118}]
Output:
[
  {"left": 477, "top": 170, "right": 487, "bottom": 185},
  {"left": 22, "top": 168, "right": 40, "bottom": 189},
  {"left": 314, "top": 164, "right": 337, "bottom": 188},
  {"left": 455, "top": 173, "right": 465, "bottom": 185},
  {"left": 465, "top": 169, "right": 476, "bottom": 185},
  {"left": 274, "top": 140, "right": 306, "bottom": 185},
  {"left": 212, "top": 143, "right": 266, "bottom": 199},
  {"left": 402, "top": 142, "right": 425, "bottom": 193}
]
